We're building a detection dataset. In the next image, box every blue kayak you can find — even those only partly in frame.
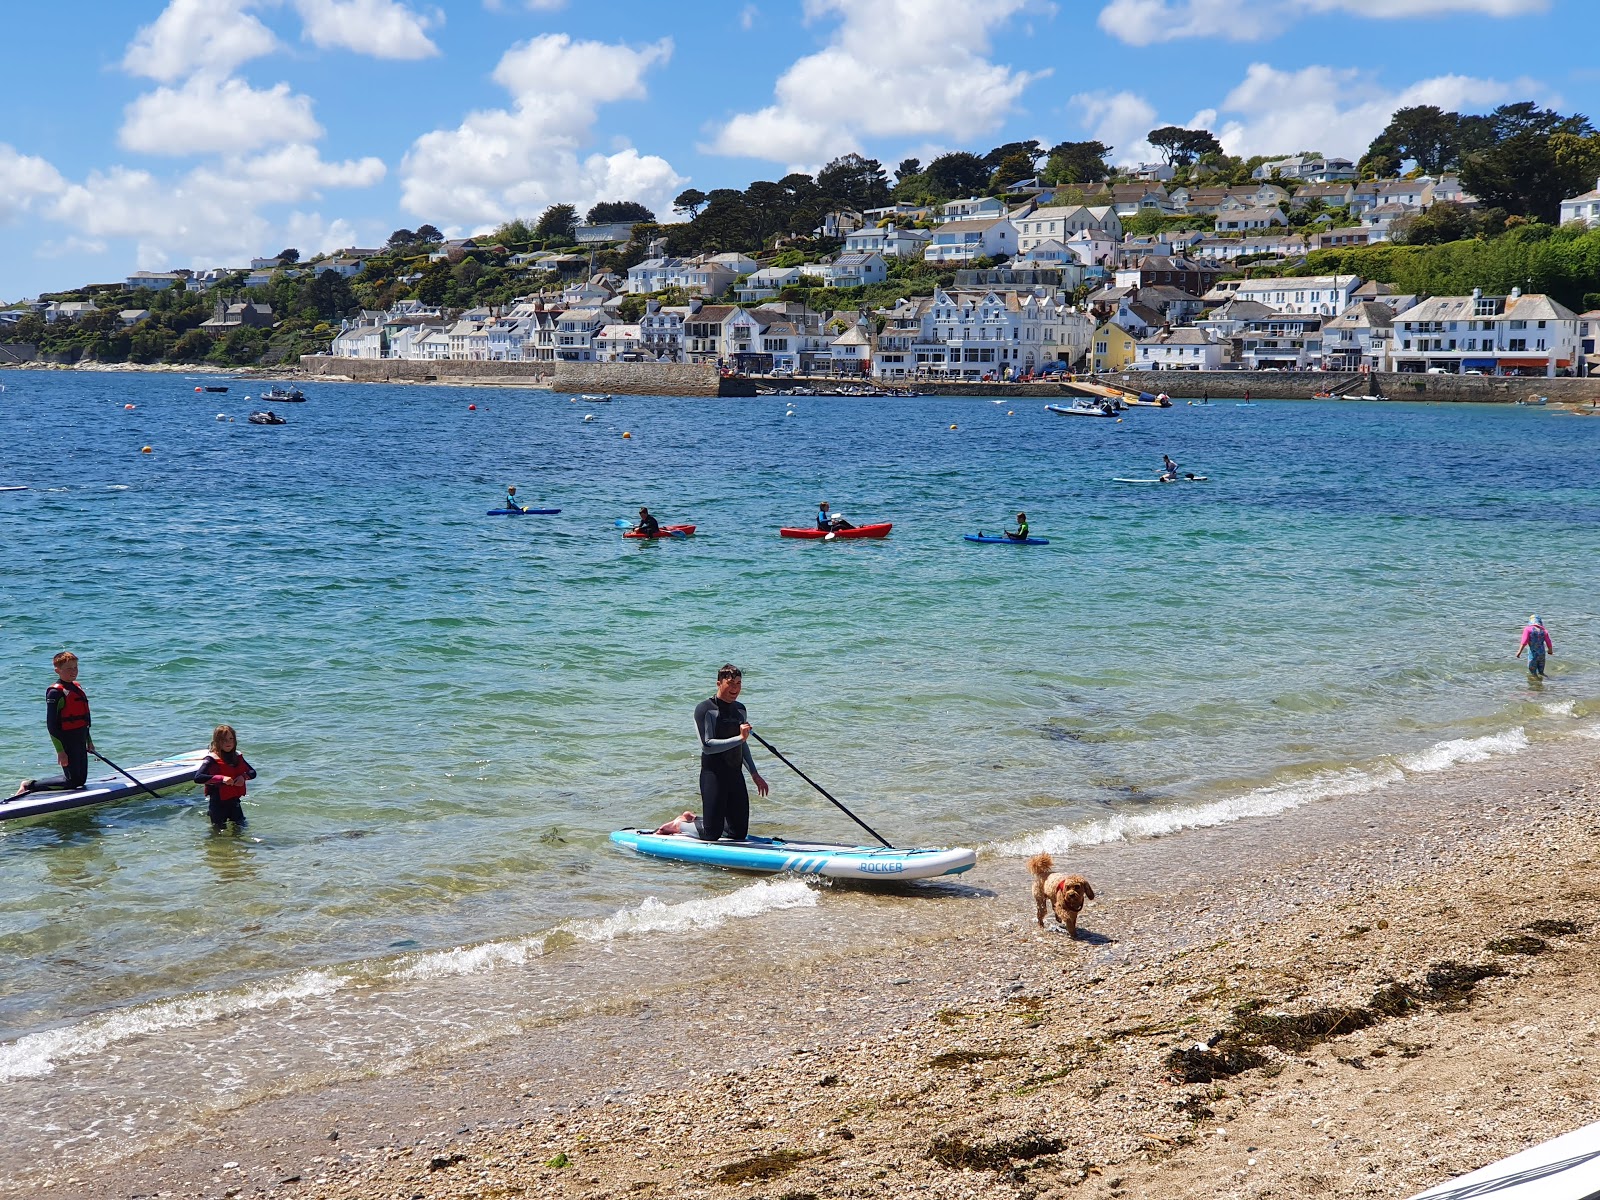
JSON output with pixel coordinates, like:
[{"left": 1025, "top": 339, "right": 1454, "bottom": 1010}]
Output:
[
  {"left": 486, "top": 507, "right": 561, "bottom": 515},
  {"left": 610, "top": 829, "right": 976, "bottom": 881},
  {"left": 965, "top": 533, "right": 1050, "bottom": 546}
]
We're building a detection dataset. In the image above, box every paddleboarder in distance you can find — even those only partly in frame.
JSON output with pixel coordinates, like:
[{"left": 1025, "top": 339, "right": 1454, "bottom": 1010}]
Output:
[
  {"left": 817, "top": 501, "right": 853, "bottom": 532},
  {"left": 1005, "top": 511, "right": 1030, "bottom": 541},
  {"left": 1517, "top": 614, "right": 1554, "bottom": 679},
  {"left": 504, "top": 484, "right": 525, "bottom": 513},
  {"left": 634, "top": 506, "right": 660, "bottom": 537},
  {"left": 1160, "top": 454, "right": 1180, "bottom": 482},
  {"left": 693, "top": 664, "right": 769, "bottom": 841}
]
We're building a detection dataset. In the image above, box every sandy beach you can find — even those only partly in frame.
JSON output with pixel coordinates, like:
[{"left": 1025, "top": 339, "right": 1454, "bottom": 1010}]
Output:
[{"left": 25, "top": 732, "right": 1598, "bottom": 1200}]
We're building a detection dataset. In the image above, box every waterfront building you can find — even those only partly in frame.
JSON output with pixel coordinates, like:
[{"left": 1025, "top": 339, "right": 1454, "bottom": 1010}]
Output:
[
  {"left": 1392, "top": 288, "right": 1579, "bottom": 376},
  {"left": 1134, "top": 327, "right": 1229, "bottom": 370},
  {"left": 1091, "top": 320, "right": 1137, "bottom": 372}
]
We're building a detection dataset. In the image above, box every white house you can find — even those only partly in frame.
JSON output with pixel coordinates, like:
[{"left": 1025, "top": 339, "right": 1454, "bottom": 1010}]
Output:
[
  {"left": 923, "top": 217, "right": 1018, "bottom": 264},
  {"left": 936, "top": 196, "right": 1009, "bottom": 224},
  {"left": 1214, "top": 206, "right": 1288, "bottom": 233},
  {"left": 1252, "top": 155, "right": 1356, "bottom": 182},
  {"left": 1132, "top": 162, "right": 1176, "bottom": 182},
  {"left": 594, "top": 323, "right": 645, "bottom": 360},
  {"left": 1391, "top": 288, "right": 1579, "bottom": 376},
  {"left": 552, "top": 307, "right": 606, "bottom": 361},
  {"left": 734, "top": 266, "right": 804, "bottom": 304},
  {"left": 1229, "top": 275, "right": 1362, "bottom": 317},
  {"left": 915, "top": 286, "right": 1080, "bottom": 378},
  {"left": 44, "top": 301, "right": 97, "bottom": 323},
  {"left": 125, "top": 271, "right": 186, "bottom": 291},
  {"left": 813, "top": 252, "right": 887, "bottom": 288},
  {"left": 1234, "top": 314, "right": 1324, "bottom": 370},
  {"left": 625, "top": 257, "right": 685, "bottom": 295},
  {"left": 330, "top": 323, "right": 386, "bottom": 358},
  {"left": 1321, "top": 301, "right": 1399, "bottom": 372},
  {"left": 1360, "top": 202, "right": 1418, "bottom": 241},
  {"left": 1560, "top": 177, "right": 1600, "bottom": 228},
  {"left": 639, "top": 300, "right": 688, "bottom": 361},
  {"left": 574, "top": 222, "right": 639, "bottom": 245},
  {"left": 1012, "top": 204, "right": 1123, "bottom": 254},
  {"left": 843, "top": 224, "right": 931, "bottom": 259},
  {"left": 827, "top": 323, "right": 873, "bottom": 375},
  {"left": 1135, "top": 327, "right": 1227, "bottom": 370}
]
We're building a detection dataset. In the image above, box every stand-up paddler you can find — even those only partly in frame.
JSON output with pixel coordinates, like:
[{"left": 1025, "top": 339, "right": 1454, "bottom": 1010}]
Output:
[{"left": 692, "top": 664, "right": 769, "bottom": 841}]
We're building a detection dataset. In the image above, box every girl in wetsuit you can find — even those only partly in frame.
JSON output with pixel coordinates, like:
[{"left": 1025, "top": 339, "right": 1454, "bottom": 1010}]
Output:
[
  {"left": 195, "top": 724, "right": 257, "bottom": 833},
  {"left": 693, "top": 664, "right": 769, "bottom": 840}
]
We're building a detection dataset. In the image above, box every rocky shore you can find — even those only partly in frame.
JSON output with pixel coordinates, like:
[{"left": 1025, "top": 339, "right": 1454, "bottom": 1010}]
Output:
[{"left": 35, "top": 735, "right": 1600, "bottom": 1200}]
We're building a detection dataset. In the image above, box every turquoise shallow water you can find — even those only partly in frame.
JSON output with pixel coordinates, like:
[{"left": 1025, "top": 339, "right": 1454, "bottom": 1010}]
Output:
[{"left": 2, "top": 373, "right": 1599, "bottom": 1160}]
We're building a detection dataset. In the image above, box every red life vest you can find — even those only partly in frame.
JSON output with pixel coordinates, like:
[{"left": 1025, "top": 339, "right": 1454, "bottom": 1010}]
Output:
[
  {"left": 53, "top": 681, "right": 90, "bottom": 730},
  {"left": 212, "top": 753, "right": 249, "bottom": 801}
]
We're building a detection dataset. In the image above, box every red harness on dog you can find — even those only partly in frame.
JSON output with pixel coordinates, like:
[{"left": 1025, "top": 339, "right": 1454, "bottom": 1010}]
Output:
[{"left": 1055, "top": 879, "right": 1068, "bottom": 896}]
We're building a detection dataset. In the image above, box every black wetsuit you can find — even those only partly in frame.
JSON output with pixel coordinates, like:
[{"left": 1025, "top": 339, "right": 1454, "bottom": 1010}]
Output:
[
  {"left": 46, "top": 680, "right": 91, "bottom": 790},
  {"left": 195, "top": 751, "right": 257, "bottom": 830},
  {"left": 694, "top": 695, "right": 755, "bottom": 841},
  {"left": 637, "top": 513, "right": 660, "bottom": 537}
]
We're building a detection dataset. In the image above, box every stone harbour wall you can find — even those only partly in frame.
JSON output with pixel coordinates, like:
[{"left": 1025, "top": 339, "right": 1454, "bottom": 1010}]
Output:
[
  {"left": 1104, "top": 370, "right": 1600, "bottom": 404},
  {"left": 298, "top": 356, "right": 722, "bottom": 396}
]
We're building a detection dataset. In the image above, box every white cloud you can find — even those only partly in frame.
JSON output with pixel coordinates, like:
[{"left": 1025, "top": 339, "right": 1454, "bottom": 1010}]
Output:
[
  {"left": 50, "top": 147, "right": 385, "bottom": 271},
  {"left": 1068, "top": 90, "right": 1160, "bottom": 166},
  {"left": 740, "top": 4, "right": 759, "bottom": 30},
  {"left": 709, "top": 0, "right": 1044, "bottom": 163},
  {"left": 120, "top": 76, "right": 323, "bottom": 156},
  {"left": 0, "top": 144, "right": 67, "bottom": 222},
  {"left": 1099, "top": 0, "right": 1549, "bottom": 46},
  {"left": 36, "top": 236, "right": 109, "bottom": 260},
  {"left": 1208, "top": 64, "right": 1525, "bottom": 159},
  {"left": 399, "top": 33, "right": 684, "bottom": 227},
  {"left": 292, "top": 0, "right": 441, "bottom": 59},
  {"left": 524, "top": 0, "right": 568, "bottom": 8},
  {"left": 123, "top": 0, "right": 279, "bottom": 81}
]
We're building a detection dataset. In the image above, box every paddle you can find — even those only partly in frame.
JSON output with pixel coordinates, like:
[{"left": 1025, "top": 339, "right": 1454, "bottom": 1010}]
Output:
[
  {"left": 748, "top": 731, "right": 893, "bottom": 848},
  {"left": 90, "top": 749, "right": 169, "bottom": 804}
]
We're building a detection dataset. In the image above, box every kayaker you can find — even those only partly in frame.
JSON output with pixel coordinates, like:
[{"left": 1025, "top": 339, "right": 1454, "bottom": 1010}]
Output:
[
  {"left": 693, "top": 664, "right": 769, "bottom": 841},
  {"left": 194, "top": 724, "right": 257, "bottom": 833},
  {"left": 1006, "top": 512, "right": 1030, "bottom": 541},
  {"left": 635, "top": 506, "right": 660, "bottom": 537},
  {"left": 1516, "top": 614, "right": 1554, "bottom": 679},
  {"left": 817, "top": 501, "right": 853, "bottom": 532},
  {"left": 1160, "top": 455, "right": 1180, "bottom": 482},
  {"left": 504, "top": 484, "right": 524, "bottom": 513}
]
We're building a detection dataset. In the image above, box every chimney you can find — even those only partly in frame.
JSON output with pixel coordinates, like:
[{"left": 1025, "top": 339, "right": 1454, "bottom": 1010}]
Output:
[{"left": 1510, "top": 286, "right": 1521, "bottom": 300}]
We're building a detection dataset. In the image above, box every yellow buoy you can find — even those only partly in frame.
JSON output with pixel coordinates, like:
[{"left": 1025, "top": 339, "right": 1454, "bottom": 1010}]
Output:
[
  {"left": 141, "top": 445, "right": 153, "bottom": 453},
  {"left": 1007, "top": 410, "right": 1014, "bottom": 415},
  {"left": 622, "top": 431, "right": 631, "bottom": 439},
  {"left": 949, "top": 424, "right": 958, "bottom": 430},
  {"left": 1116, "top": 418, "right": 1123, "bottom": 423}
]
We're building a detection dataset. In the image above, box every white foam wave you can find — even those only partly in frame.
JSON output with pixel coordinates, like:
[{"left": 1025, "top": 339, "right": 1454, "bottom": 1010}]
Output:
[
  {"left": 1398, "top": 728, "right": 1527, "bottom": 774},
  {"left": 989, "top": 764, "right": 1404, "bottom": 858},
  {"left": 1575, "top": 722, "right": 1600, "bottom": 741},
  {"left": 0, "top": 970, "right": 343, "bottom": 1082},
  {"left": 993, "top": 725, "right": 1535, "bottom": 859},
  {"left": 1543, "top": 700, "right": 1577, "bottom": 717},
  {"left": 396, "top": 879, "right": 819, "bottom": 981}
]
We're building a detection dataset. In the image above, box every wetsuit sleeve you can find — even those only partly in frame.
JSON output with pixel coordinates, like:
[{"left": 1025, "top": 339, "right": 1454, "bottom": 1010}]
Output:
[
  {"left": 46, "top": 685, "right": 65, "bottom": 752},
  {"left": 1543, "top": 630, "right": 1554, "bottom": 652},
  {"left": 1519, "top": 628, "right": 1533, "bottom": 651},
  {"left": 743, "top": 743, "right": 758, "bottom": 774},
  {"left": 241, "top": 757, "right": 258, "bottom": 781},
  {"left": 696, "top": 700, "right": 745, "bottom": 754},
  {"left": 194, "top": 755, "right": 223, "bottom": 784}
]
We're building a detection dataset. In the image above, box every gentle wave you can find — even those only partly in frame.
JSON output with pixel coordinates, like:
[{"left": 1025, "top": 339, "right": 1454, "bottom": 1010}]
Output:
[
  {"left": 397, "top": 879, "right": 820, "bottom": 981},
  {"left": 993, "top": 726, "right": 1533, "bottom": 859},
  {"left": 0, "top": 970, "right": 344, "bottom": 1082}
]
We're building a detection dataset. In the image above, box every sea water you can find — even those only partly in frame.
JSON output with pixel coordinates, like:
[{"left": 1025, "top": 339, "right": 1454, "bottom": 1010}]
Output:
[{"left": 1, "top": 374, "right": 1598, "bottom": 1169}]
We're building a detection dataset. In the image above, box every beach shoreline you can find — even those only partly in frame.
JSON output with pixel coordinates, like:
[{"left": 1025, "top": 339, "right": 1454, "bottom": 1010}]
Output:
[{"left": 31, "top": 735, "right": 1600, "bottom": 1200}]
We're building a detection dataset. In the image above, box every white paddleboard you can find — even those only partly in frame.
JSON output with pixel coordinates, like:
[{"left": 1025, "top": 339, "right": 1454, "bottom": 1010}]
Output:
[{"left": 1408, "top": 1118, "right": 1600, "bottom": 1199}]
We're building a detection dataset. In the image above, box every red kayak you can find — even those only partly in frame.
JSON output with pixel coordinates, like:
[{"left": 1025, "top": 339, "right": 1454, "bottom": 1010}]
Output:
[
  {"left": 624, "top": 524, "right": 695, "bottom": 539},
  {"left": 779, "top": 523, "right": 893, "bottom": 540}
]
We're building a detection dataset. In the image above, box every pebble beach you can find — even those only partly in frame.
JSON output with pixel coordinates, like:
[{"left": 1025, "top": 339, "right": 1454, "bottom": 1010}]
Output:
[{"left": 33, "top": 732, "right": 1600, "bottom": 1200}]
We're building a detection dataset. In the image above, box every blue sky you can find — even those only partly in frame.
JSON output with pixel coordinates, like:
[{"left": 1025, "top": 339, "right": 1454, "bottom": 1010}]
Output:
[{"left": 1, "top": 0, "right": 1595, "bottom": 301}]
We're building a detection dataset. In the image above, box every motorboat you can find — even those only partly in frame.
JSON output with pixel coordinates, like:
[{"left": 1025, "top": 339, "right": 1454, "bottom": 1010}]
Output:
[
  {"left": 247, "top": 410, "right": 287, "bottom": 425},
  {"left": 260, "top": 384, "right": 306, "bottom": 403},
  {"left": 1044, "top": 400, "right": 1118, "bottom": 418}
]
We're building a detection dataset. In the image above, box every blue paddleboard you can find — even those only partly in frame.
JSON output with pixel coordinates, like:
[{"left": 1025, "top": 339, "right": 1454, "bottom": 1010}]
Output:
[
  {"left": 610, "top": 829, "right": 976, "bottom": 881},
  {"left": 486, "top": 507, "right": 561, "bottom": 515},
  {"left": 965, "top": 533, "right": 1049, "bottom": 545}
]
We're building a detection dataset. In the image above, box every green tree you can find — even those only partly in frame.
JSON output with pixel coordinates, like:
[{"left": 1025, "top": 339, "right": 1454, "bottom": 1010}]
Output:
[
  {"left": 386, "top": 228, "right": 417, "bottom": 250},
  {"left": 416, "top": 259, "right": 452, "bottom": 306},
  {"left": 988, "top": 152, "right": 1035, "bottom": 193},
  {"left": 1389, "top": 201, "right": 1476, "bottom": 245},
  {"left": 535, "top": 204, "right": 578, "bottom": 242},
  {"left": 1040, "top": 140, "right": 1112, "bottom": 185},
  {"left": 1365, "top": 106, "right": 1460, "bottom": 175},
  {"left": 895, "top": 157, "right": 921, "bottom": 182},
  {"left": 586, "top": 200, "right": 655, "bottom": 224},
  {"left": 415, "top": 224, "right": 444, "bottom": 244},
  {"left": 816, "top": 153, "right": 890, "bottom": 210},
  {"left": 307, "top": 269, "right": 358, "bottom": 320},
  {"left": 673, "top": 188, "right": 707, "bottom": 218},
  {"left": 276, "top": 248, "right": 300, "bottom": 264},
  {"left": 1147, "top": 126, "right": 1223, "bottom": 166},
  {"left": 922, "top": 152, "right": 988, "bottom": 198},
  {"left": 981, "top": 140, "right": 1043, "bottom": 172},
  {"left": 1460, "top": 104, "right": 1598, "bottom": 221}
]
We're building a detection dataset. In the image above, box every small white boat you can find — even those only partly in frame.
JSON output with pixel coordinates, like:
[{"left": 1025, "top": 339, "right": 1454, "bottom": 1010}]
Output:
[
  {"left": 580, "top": 393, "right": 612, "bottom": 403},
  {"left": 1045, "top": 401, "right": 1118, "bottom": 419}
]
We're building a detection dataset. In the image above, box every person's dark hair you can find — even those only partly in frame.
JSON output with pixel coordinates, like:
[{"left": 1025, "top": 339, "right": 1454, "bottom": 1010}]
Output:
[{"left": 717, "top": 663, "right": 742, "bottom": 681}]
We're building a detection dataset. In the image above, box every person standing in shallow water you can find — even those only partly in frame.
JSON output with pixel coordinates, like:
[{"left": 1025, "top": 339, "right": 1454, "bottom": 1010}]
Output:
[
  {"left": 693, "top": 665, "right": 768, "bottom": 841},
  {"left": 1517, "top": 614, "right": 1554, "bottom": 679}
]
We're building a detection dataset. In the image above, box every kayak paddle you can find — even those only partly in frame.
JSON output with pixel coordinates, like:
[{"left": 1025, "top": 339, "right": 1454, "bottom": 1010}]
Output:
[
  {"left": 748, "top": 731, "right": 892, "bottom": 848},
  {"left": 90, "top": 750, "right": 171, "bottom": 804}
]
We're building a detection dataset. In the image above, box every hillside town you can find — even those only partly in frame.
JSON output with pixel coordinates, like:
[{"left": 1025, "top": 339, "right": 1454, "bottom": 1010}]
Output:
[{"left": 7, "top": 123, "right": 1600, "bottom": 382}]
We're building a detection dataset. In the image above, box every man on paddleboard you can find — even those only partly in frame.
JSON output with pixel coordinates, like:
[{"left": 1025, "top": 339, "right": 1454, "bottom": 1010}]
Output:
[
  {"left": 1161, "top": 455, "right": 1180, "bottom": 482},
  {"left": 693, "top": 664, "right": 769, "bottom": 841}
]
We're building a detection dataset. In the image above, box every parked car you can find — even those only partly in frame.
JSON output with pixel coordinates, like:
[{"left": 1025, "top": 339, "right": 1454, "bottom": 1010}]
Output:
[
  {"left": 1426, "top": 367, "right": 1451, "bottom": 375},
  {"left": 1464, "top": 369, "right": 1486, "bottom": 376}
]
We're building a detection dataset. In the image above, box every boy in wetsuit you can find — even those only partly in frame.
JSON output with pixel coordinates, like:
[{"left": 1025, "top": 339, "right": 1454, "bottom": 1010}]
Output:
[
  {"left": 504, "top": 485, "right": 524, "bottom": 512},
  {"left": 1006, "top": 511, "right": 1030, "bottom": 541},
  {"left": 46, "top": 650, "right": 94, "bottom": 790},
  {"left": 693, "top": 664, "right": 769, "bottom": 841},
  {"left": 635, "top": 506, "right": 660, "bottom": 537}
]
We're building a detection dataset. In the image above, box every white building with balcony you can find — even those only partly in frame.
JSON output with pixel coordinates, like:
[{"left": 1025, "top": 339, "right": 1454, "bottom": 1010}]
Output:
[
  {"left": 1134, "top": 327, "right": 1228, "bottom": 370},
  {"left": 1391, "top": 288, "right": 1579, "bottom": 376},
  {"left": 1560, "top": 177, "right": 1600, "bottom": 228},
  {"left": 843, "top": 224, "right": 931, "bottom": 259},
  {"left": 1012, "top": 204, "right": 1123, "bottom": 254},
  {"left": 923, "top": 217, "right": 1018, "bottom": 265}
]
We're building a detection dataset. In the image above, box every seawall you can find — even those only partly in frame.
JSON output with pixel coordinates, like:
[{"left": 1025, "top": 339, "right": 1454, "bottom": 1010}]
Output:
[
  {"left": 1100, "top": 371, "right": 1600, "bottom": 404},
  {"left": 299, "top": 356, "right": 723, "bottom": 397}
]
